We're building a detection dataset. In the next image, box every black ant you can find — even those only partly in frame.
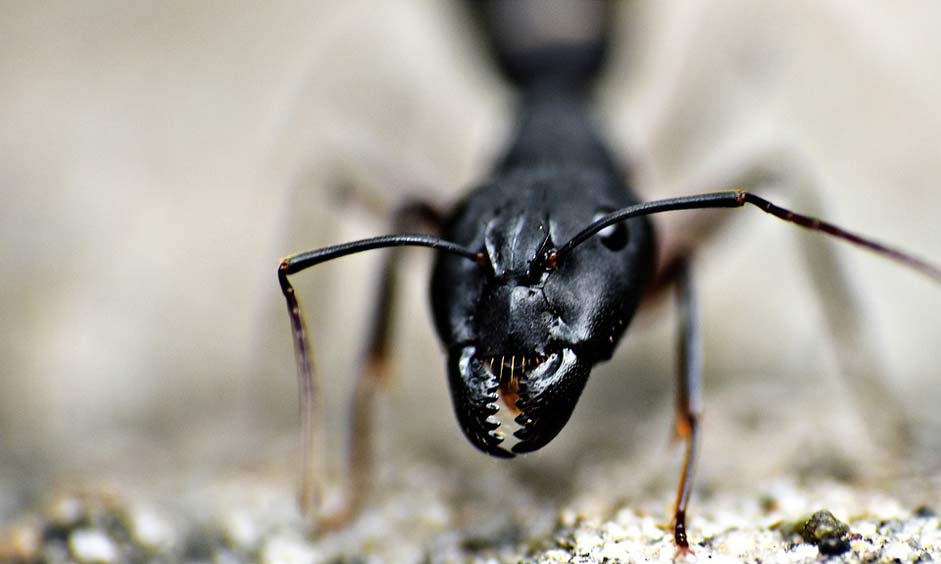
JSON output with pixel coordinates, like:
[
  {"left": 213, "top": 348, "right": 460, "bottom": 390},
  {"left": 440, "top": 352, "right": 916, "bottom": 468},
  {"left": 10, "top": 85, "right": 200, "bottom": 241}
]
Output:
[{"left": 277, "top": 1, "right": 940, "bottom": 552}]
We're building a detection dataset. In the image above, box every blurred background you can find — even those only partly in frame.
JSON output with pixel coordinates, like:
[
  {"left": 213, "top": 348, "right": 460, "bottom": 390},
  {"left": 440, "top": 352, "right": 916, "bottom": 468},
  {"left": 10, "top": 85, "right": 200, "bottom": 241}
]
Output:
[{"left": 2, "top": 0, "right": 940, "bottom": 526}]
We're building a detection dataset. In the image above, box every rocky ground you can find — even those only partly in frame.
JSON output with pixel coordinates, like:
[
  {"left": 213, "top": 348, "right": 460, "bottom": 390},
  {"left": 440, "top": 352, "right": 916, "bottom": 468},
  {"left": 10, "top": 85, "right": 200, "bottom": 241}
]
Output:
[{"left": 2, "top": 447, "right": 938, "bottom": 563}]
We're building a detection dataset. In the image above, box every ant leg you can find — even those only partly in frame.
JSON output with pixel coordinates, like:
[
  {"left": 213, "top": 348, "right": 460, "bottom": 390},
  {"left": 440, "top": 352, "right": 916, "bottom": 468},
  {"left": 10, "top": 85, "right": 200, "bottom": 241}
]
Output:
[
  {"left": 781, "top": 188, "right": 913, "bottom": 456},
  {"left": 317, "top": 201, "right": 443, "bottom": 531},
  {"left": 656, "top": 138, "right": 912, "bottom": 455},
  {"left": 671, "top": 258, "right": 701, "bottom": 552}
]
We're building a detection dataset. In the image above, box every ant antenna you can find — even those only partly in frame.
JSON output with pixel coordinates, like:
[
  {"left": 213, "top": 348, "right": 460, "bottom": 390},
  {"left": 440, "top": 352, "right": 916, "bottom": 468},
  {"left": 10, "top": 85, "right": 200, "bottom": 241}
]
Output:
[
  {"left": 553, "top": 191, "right": 941, "bottom": 284},
  {"left": 278, "top": 233, "right": 483, "bottom": 519}
]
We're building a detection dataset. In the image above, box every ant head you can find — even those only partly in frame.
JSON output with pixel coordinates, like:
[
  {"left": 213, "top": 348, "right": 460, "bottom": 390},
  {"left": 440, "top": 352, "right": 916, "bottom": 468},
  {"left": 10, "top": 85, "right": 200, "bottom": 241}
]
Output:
[{"left": 431, "top": 167, "right": 654, "bottom": 456}]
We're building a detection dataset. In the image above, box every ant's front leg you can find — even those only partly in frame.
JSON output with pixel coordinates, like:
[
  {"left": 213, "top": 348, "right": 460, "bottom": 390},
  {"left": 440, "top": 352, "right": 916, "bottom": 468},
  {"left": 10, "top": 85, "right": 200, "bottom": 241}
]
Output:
[
  {"left": 671, "top": 258, "right": 702, "bottom": 553},
  {"left": 654, "top": 138, "right": 911, "bottom": 457}
]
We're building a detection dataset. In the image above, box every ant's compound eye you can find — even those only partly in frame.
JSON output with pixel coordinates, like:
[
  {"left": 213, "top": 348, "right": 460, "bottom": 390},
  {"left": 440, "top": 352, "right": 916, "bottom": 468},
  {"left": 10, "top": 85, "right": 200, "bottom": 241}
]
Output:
[{"left": 593, "top": 211, "right": 629, "bottom": 251}]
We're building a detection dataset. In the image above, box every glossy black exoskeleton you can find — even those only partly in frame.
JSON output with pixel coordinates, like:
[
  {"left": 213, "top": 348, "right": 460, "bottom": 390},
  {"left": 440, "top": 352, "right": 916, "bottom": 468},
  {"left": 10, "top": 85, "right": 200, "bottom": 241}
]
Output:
[
  {"left": 278, "top": 0, "right": 941, "bottom": 550},
  {"left": 431, "top": 89, "right": 654, "bottom": 457}
]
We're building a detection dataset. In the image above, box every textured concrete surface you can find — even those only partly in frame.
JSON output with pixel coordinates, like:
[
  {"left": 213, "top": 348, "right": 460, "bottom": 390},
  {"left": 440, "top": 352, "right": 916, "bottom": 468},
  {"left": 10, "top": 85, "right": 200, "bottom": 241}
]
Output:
[{"left": 2, "top": 458, "right": 939, "bottom": 562}]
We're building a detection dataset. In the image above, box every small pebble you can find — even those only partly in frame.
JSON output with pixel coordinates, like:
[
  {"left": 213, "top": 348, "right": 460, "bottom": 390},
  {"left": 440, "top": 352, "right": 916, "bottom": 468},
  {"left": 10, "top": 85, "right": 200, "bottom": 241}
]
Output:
[
  {"left": 129, "top": 506, "right": 176, "bottom": 551},
  {"left": 790, "top": 542, "right": 819, "bottom": 560},
  {"left": 797, "top": 509, "right": 851, "bottom": 556},
  {"left": 883, "top": 540, "right": 913, "bottom": 562},
  {"left": 221, "top": 510, "right": 260, "bottom": 549},
  {"left": 260, "top": 532, "right": 319, "bottom": 564},
  {"left": 48, "top": 496, "right": 84, "bottom": 527},
  {"left": 69, "top": 529, "right": 119, "bottom": 563},
  {"left": 540, "top": 548, "right": 571, "bottom": 562},
  {"left": 722, "top": 530, "right": 757, "bottom": 557},
  {"left": 598, "top": 540, "right": 631, "bottom": 561},
  {"left": 0, "top": 522, "right": 41, "bottom": 562}
]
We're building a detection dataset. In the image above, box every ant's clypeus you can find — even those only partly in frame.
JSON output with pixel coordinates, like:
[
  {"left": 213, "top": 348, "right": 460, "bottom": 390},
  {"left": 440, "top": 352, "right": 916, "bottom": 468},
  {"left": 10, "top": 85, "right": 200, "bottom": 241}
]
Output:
[{"left": 277, "top": 1, "right": 941, "bottom": 552}]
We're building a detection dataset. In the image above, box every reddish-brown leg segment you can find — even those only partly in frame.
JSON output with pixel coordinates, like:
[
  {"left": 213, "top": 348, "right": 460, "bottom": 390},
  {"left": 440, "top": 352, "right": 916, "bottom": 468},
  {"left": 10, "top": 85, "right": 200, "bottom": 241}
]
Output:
[{"left": 672, "top": 258, "right": 701, "bottom": 552}]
